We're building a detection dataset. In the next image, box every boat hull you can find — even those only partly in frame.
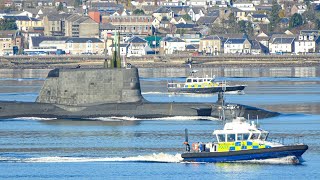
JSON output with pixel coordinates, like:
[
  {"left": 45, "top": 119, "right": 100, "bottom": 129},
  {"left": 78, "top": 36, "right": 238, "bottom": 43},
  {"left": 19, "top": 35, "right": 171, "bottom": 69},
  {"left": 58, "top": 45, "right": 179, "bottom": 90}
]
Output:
[
  {"left": 168, "top": 85, "right": 246, "bottom": 94},
  {"left": 182, "top": 145, "right": 308, "bottom": 163}
]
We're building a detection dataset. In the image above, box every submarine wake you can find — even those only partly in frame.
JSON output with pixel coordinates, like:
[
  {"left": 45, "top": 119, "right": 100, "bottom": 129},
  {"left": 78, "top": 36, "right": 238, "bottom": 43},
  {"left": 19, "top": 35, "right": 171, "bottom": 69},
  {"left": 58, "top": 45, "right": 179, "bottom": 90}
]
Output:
[{"left": 89, "top": 116, "right": 220, "bottom": 121}]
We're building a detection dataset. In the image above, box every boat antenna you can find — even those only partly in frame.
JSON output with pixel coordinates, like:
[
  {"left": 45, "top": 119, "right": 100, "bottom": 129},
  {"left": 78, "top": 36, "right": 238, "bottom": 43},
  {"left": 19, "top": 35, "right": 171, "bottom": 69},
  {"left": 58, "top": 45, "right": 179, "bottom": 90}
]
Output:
[
  {"left": 184, "top": 128, "right": 190, "bottom": 152},
  {"left": 221, "top": 84, "right": 226, "bottom": 121}
]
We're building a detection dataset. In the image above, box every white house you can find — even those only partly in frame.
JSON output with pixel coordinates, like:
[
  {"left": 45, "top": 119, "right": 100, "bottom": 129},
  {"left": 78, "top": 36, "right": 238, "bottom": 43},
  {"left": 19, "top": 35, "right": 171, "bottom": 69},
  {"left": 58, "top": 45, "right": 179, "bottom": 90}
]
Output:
[
  {"left": 294, "top": 34, "right": 317, "bottom": 54},
  {"left": 107, "top": 44, "right": 128, "bottom": 56},
  {"left": 126, "top": 36, "right": 149, "bottom": 57},
  {"left": 188, "top": 7, "right": 205, "bottom": 22},
  {"left": 232, "top": 2, "right": 256, "bottom": 11},
  {"left": 160, "top": 36, "right": 186, "bottom": 54},
  {"left": 269, "top": 37, "right": 295, "bottom": 54},
  {"left": 224, "top": 38, "right": 252, "bottom": 54},
  {"left": 187, "top": 0, "right": 208, "bottom": 6}
]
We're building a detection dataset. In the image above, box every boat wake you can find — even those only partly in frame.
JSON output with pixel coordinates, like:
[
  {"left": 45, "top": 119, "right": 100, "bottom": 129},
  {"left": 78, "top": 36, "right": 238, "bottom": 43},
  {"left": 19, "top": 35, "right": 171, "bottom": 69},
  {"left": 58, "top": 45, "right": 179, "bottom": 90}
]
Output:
[
  {"left": 0, "top": 153, "right": 183, "bottom": 163},
  {"left": 235, "top": 156, "right": 300, "bottom": 164},
  {"left": 0, "top": 154, "right": 301, "bottom": 164},
  {"left": 12, "top": 117, "right": 57, "bottom": 121}
]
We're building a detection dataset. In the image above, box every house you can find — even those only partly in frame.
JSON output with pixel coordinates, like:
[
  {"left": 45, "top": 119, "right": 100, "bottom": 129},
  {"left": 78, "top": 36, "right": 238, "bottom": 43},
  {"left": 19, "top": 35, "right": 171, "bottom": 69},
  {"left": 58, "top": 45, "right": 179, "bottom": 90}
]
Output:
[
  {"left": 0, "top": 31, "right": 17, "bottom": 55},
  {"left": 65, "top": 37, "right": 105, "bottom": 55},
  {"left": 186, "top": 44, "right": 199, "bottom": 52},
  {"left": 291, "top": 4, "right": 307, "bottom": 15},
  {"left": 233, "top": 9, "right": 249, "bottom": 22},
  {"left": 160, "top": 36, "right": 186, "bottom": 54},
  {"left": 152, "top": 6, "right": 174, "bottom": 21},
  {"left": 187, "top": 0, "right": 208, "bottom": 7},
  {"left": 294, "top": 30, "right": 320, "bottom": 54},
  {"left": 102, "top": 15, "right": 153, "bottom": 36},
  {"left": 232, "top": 2, "right": 256, "bottom": 11},
  {"left": 42, "top": 13, "right": 71, "bottom": 36},
  {"left": 250, "top": 40, "right": 262, "bottom": 54},
  {"left": 3, "top": 15, "right": 43, "bottom": 32},
  {"left": 269, "top": 36, "right": 295, "bottom": 54},
  {"left": 224, "top": 38, "right": 251, "bottom": 54},
  {"left": 247, "top": 13, "right": 269, "bottom": 24},
  {"left": 255, "top": 32, "right": 270, "bottom": 52},
  {"left": 126, "top": 36, "right": 149, "bottom": 57},
  {"left": 199, "top": 35, "right": 221, "bottom": 55},
  {"left": 188, "top": 7, "right": 205, "bottom": 22},
  {"left": 107, "top": 44, "right": 128, "bottom": 56},
  {"left": 64, "top": 14, "right": 99, "bottom": 38}
]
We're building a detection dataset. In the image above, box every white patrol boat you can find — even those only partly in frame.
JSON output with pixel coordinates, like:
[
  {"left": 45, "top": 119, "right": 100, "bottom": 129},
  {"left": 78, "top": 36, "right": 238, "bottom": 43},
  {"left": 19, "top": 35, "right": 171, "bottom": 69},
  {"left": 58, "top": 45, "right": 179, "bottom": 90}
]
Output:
[
  {"left": 181, "top": 117, "right": 308, "bottom": 163},
  {"left": 167, "top": 72, "right": 246, "bottom": 94}
]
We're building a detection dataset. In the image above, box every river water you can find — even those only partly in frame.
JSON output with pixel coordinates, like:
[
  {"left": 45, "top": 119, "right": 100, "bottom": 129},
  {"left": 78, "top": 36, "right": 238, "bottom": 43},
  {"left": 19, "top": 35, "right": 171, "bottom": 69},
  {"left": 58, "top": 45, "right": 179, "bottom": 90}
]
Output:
[{"left": 0, "top": 67, "right": 319, "bottom": 179}]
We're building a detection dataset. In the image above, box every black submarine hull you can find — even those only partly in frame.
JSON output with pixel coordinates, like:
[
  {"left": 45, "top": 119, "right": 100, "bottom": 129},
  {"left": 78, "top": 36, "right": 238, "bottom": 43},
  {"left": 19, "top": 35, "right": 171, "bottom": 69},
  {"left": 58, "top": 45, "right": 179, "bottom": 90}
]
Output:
[
  {"left": 0, "top": 100, "right": 279, "bottom": 119},
  {"left": 0, "top": 67, "right": 279, "bottom": 119}
]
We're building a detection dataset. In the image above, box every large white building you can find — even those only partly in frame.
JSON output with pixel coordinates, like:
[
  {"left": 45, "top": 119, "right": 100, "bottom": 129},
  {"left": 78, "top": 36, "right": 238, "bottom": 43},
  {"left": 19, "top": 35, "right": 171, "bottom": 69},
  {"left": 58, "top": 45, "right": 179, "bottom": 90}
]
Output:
[
  {"left": 224, "top": 38, "right": 251, "bottom": 54},
  {"left": 269, "top": 37, "right": 295, "bottom": 54},
  {"left": 160, "top": 36, "right": 186, "bottom": 54}
]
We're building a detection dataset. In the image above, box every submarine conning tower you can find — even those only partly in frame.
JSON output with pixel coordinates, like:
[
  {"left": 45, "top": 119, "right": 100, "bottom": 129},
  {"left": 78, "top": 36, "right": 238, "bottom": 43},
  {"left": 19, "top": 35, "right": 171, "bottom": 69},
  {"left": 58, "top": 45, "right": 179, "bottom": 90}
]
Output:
[{"left": 36, "top": 67, "right": 143, "bottom": 106}]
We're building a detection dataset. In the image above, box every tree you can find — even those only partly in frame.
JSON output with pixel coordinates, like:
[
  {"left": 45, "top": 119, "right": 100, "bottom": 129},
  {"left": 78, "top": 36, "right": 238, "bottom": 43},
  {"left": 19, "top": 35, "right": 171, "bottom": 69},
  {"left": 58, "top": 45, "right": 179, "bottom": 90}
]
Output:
[
  {"left": 238, "top": 20, "right": 253, "bottom": 37},
  {"left": 289, "top": 13, "right": 303, "bottom": 28},
  {"left": 133, "top": 9, "right": 145, "bottom": 15},
  {"left": 57, "top": 2, "right": 63, "bottom": 11},
  {"left": 0, "top": 19, "right": 17, "bottom": 30},
  {"left": 269, "top": 0, "right": 281, "bottom": 32}
]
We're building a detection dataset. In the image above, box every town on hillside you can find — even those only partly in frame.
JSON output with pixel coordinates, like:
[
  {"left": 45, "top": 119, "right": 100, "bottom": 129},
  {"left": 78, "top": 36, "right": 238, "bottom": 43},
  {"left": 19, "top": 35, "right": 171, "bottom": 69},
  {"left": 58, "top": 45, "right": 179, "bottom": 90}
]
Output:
[{"left": 0, "top": 0, "right": 320, "bottom": 57}]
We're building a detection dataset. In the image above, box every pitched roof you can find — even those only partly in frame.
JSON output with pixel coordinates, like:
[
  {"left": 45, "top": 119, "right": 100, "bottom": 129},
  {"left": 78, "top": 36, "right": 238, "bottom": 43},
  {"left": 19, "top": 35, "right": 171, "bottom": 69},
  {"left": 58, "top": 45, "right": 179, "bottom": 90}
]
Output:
[
  {"left": 196, "top": 16, "right": 217, "bottom": 25},
  {"left": 162, "top": 36, "right": 185, "bottom": 42},
  {"left": 202, "top": 35, "right": 220, "bottom": 40},
  {"left": 175, "top": 23, "right": 196, "bottom": 29},
  {"left": 251, "top": 14, "right": 268, "bottom": 18},
  {"left": 154, "top": 6, "right": 171, "bottom": 13},
  {"left": 66, "top": 38, "right": 103, "bottom": 43},
  {"left": 100, "top": 23, "right": 117, "bottom": 30},
  {"left": 225, "top": 38, "right": 247, "bottom": 44},
  {"left": 127, "top": 36, "right": 147, "bottom": 43},
  {"left": 272, "top": 37, "right": 295, "bottom": 44},
  {"left": 186, "top": 44, "right": 198, "bottom": 49}
]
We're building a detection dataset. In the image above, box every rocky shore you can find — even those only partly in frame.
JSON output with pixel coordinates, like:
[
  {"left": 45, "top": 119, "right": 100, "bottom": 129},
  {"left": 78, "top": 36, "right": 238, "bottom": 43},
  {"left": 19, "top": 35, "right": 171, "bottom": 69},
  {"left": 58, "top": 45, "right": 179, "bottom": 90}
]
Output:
[{"left": 0, "top": 54, "right": 319, "bottom": 69}]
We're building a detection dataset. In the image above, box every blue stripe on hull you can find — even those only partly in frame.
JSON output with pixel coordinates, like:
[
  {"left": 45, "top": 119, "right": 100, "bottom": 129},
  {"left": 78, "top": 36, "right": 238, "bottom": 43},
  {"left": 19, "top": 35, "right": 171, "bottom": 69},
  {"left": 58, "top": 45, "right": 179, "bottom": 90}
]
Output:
[{"left": 183, "top": 150, "right": 305, "bottom": 163}]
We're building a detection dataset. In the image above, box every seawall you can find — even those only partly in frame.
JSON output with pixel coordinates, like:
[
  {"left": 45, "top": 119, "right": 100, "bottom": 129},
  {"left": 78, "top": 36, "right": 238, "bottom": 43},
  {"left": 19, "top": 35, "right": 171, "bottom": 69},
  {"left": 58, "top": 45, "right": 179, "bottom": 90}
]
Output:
[{"left": 1, "top": 54, "right": 319, "bottom": 69}]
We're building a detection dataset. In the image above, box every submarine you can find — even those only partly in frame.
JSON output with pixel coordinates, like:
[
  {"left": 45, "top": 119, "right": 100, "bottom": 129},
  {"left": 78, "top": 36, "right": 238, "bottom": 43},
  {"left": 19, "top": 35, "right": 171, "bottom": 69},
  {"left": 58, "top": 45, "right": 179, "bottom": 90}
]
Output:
[{"left": 0, "top": 32, "right": 279, "bottom": 119}]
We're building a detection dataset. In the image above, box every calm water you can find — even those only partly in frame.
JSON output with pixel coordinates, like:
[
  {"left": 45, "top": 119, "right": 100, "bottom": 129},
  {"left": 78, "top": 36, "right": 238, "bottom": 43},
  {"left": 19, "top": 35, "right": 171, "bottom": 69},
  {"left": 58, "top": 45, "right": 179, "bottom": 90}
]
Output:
[{"left": 0, "top": 67, "right": 320, "bottom": 179}]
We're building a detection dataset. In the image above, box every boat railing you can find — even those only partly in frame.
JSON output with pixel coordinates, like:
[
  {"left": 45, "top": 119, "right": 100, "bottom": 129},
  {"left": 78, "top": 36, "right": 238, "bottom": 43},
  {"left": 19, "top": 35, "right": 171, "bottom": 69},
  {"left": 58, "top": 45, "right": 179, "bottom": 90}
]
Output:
[
  {"left": 268, "top": 136, "right": 304, "bottom": 145},
  {"left": 167, "top": 82, "right": 185, "bottom": 88}
]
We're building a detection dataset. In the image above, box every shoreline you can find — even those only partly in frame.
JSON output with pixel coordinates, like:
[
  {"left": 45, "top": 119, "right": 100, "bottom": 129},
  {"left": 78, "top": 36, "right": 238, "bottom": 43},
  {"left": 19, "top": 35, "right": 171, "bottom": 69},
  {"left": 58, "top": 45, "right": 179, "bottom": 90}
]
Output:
[{"left": 0, "top": 55, "right": 319, "bottom": 69}]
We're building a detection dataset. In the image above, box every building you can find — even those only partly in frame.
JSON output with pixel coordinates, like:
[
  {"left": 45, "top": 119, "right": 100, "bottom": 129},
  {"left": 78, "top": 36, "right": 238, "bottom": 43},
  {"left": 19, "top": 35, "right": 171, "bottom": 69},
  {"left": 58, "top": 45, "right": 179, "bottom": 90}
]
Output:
[
  {"left": 126, "top": 36, "right": 149, "bottom": 57},
  {"left": 65, "top": 37, "right": 105, "bottom": 55},
  {"left": 42, "top": 13, "right": 71, "bottom": 36},
  {"left": 64, "top": 14, "right": 99, "bottom": 38},
  {"left": 269, "top": 37, "right": 295, "bottom": 54},
  {"left": 224, "top": 38, "right": 251, "bottom": 54},
  {"left": 102, "top": 15, "right": 153, "bottom": 36},
  {"left": 160, "top": 36, "right": 186, "bottom": 54},
  {"left": 199, "top": 35, "right": 221, "bottom": 55},
  {"left": 294, "top": 30, "right": 320, "bottom": 54}
]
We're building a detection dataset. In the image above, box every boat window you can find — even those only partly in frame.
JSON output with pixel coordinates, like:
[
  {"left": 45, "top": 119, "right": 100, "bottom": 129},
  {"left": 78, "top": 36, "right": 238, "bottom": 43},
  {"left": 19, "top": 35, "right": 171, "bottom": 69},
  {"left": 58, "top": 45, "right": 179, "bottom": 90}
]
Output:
[
  {"left": 259, "top": 133, "right": 268, "bottom": 140},
  {"left": 186, "top": 79, "right": 192, "bottom": 83},
  {"left": 217, "top": 134, "right": 225, "bottom": 142},
  {"left": 207, "top": 79, "right": 211, "bottom": 81},
  {"left": 199, "top": 79, "right": 203, "bottom": 82},
  {"left": 193, "top": 79, "right": 197, "bottom": 82},
  {"left": 227, "top": 134, "right": 235, "bottom": 142},
  {"left": 250, "top": 133, "right": 260, "bottom": 140},
  {"left": 237, "top": 134, "right": 243, "bottom": 141},
  {"left": 243, "top": 133, "right": 250, "bottom": 140}
]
